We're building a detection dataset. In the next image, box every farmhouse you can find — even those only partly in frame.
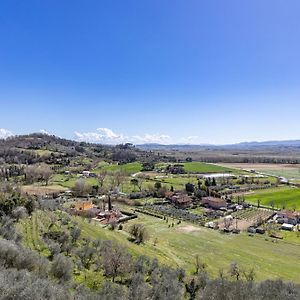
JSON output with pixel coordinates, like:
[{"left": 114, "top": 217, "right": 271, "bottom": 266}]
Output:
[
  {"left": 73, "top": 200, "right": 94, "bottom": 211},
  {"left": 201, "top": 197, "right": 227, "bottom": 210},
  {"left": 165, "top": 192, "right": 192, "bottom": 209},
  {"left": 95, "top": 210, "right": 123, "bottom": 224},
  {"left": 70, "top": 200, "right": 102, "bottom": 217}
]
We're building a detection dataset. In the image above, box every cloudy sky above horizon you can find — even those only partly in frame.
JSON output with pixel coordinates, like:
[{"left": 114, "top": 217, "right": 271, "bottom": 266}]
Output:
[{"left": 1, "top": 1, "right": 300, "bottom": 144}]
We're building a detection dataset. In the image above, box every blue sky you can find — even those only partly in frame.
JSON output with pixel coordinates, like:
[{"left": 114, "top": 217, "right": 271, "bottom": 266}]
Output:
[{"left": 1, "top": 0, "right": 300, "bottom": 144}]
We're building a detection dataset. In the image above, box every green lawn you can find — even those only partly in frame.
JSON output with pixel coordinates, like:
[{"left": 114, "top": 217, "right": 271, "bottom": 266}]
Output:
[{"left": 243, "top": 186, "right": 300, "bottom": 211}]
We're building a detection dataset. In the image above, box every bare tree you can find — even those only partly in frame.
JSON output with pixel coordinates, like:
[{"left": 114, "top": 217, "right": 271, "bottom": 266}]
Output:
[
  {"left": 115, "top": 170, "right": 126, "bottom": 190},
  {"left": 101, "top": 241, "right": 133, "bottom": 282},
  {"left": 194, "top": 254, "right": 207, "bottom": 275},
  {"left": 24, "top": 163, "right": 53, "bottom": 185},
  {"left": 38, "top": 163, "right": 53, "bottom": 186},
  {"left": 97, "top": 170, "right": 108, "bottom": 191},
  {"left": 229, "top": 262, "right": 240, "bottom": 281},
  {"left": 72, "top": 178, "right": 92, "bottom": 197}
]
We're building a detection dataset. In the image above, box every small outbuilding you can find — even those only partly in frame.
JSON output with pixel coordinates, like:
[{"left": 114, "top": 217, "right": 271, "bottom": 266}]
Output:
[{"left": 281, "top": 223, "right": 294, "bottom": 231}]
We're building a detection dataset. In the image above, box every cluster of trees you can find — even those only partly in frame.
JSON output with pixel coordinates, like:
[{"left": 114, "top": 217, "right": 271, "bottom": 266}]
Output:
[
  {"left": 166, "top": 164, "right": 185, "bottom": 174},
  {"left": 24, "top": 163, "right": 54, "bottom": 185},
  {"left": 0, "top": 183, "right": 35, "bottom": 217},
  {"left": 0, "top": 164, "right": 24, "bottom": 180},
  {"left": 1, "top": 232, "right": 299, "bottom": 300},
  {"left": 0, "top": 133, "right": 159, "bottom": 168},
  {"left": 183, "top": 152, "right": 300, "bottom": 165}
]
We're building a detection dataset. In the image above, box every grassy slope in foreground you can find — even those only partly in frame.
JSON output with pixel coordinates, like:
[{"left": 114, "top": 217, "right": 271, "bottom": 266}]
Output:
[
  {"left": 74, "top": 210, "right": 300, "bottom": 283},
  {"left": 244, "top": 186, "right": 300, "bottom": 211}
]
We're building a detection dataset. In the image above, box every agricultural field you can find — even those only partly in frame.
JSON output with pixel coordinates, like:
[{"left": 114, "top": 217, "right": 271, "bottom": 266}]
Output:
[
  {"left": 21, "top": 184, "right": 68, "bottom": 195},
  {"left": 46, "top": 161, "right": 279, "bottom": 196},
  {"left": 228, "top": 208, "right": 274, "bottom": 231},
  {"left": 51, "top": 174, "right": 99, "bottom": 189},
  {"left": 183, "top": 162, "right": 235, "bottom": 173},
  {"left": 75, "top": 208, "right": 300, "bottom": 282},
  {"left": 242, "top": 186, "right": 300, "bottom": 211},
  {"left": 16, "top": 210, "right": 52, "bottom": 256},
  {"left": 155, "top": 175, "right": 198, "bottom": 190},
  {"left": 19, "top": 208, "right": 299, "bottom": 283},
  {"left": 156, "top": 162, "right": 236, "bottom": 174},
  {"left": 97, "top": 162, "right": 142, "bottom": 174},
  {"left": 217, "top": 163, "right": 300, "bottom": 182}
]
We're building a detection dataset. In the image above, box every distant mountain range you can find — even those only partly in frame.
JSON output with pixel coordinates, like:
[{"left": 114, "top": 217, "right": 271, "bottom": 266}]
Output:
[{"left": 137, "top": 140, "right": 300, "bottom": 151}]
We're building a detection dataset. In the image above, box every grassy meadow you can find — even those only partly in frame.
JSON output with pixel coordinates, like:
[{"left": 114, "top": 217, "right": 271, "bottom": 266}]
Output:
[
  {"left": 98, "top": 162, "right": 142, "bottom": 174},
  {"left": 78, "top": 210, "right": 300, "bottom": 282},
  {"left": 17, "top": 209, "right": 300, "bottom": 283},
  {"left": 243, "top": 186, "right": 300, "bottom": 211},
  {"left": 217, "top": 163, "right": 300, "bottom": 181},
  {"left": 182, "top": 162, "right": 234, "bottom": 173}
]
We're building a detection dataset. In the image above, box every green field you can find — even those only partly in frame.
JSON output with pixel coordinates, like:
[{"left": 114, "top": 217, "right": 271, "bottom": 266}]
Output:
[
  {"left": 244, "top": 186, "right": 300, "bottom": 211},
  {"left": 75, "top": 209, "right": 300, "bottom": 282},
  {"left": 216, "top": 163, "right": 300, "bottom": 182},
  {"left": 260, "top": 169, "right": 300, "bottom": 181},
  {"left": 17, "top": 209, "right": 300, "bottom": 283},
  {"left": 98, "top": 162, "right": 142, "bottom": 174},
  {"left": 51, "top": 174, "right": 99, "bottom": 189},
  {"left": 182, "top": 162, "right": 234, "bottom": 173}
]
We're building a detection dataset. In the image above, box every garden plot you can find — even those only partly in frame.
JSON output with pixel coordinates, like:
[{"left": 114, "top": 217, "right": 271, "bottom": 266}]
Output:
[{"left": 218, "top": 208, "right": 275, "bottom": 231}]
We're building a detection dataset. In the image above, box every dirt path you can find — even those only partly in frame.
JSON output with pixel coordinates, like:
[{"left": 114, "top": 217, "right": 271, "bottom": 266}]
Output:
[{"left": 176, "top": 225, "right": 202, "bottom": 233}]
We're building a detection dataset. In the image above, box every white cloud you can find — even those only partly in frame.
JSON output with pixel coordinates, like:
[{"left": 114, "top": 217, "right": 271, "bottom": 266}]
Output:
[
  {"left": 0, "top": 128, "right": 14, "bottom": 139},
  {"left": 74, "top": 128, "right": 171, "bottom": 144},
  {"left": 97, "top": 128, "right": 124, "bottom": 140},
  {"left": 40, "top": 129, "right": 51, "bottom": 135},
  {"left": 131, "top": 134, "right": 171, "bottom": 144},
  {"left": 180, "top": 135, "right": 200, "bottom": 144},
  {"left": 74, "top": 128, "right": 125, "bottom": 144}
]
